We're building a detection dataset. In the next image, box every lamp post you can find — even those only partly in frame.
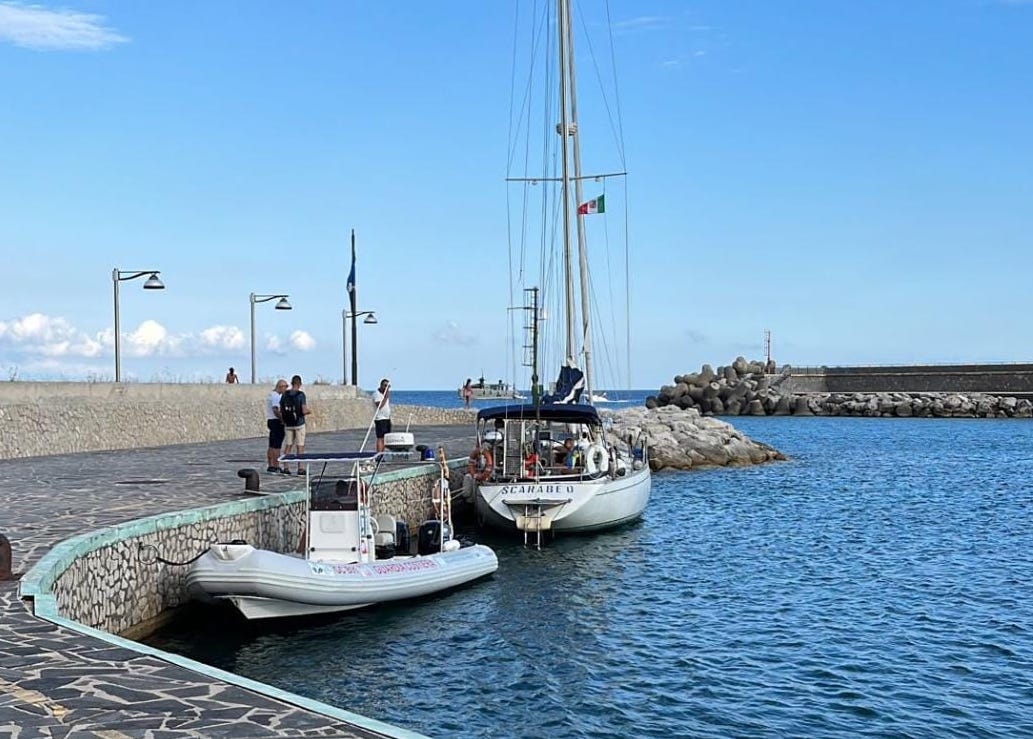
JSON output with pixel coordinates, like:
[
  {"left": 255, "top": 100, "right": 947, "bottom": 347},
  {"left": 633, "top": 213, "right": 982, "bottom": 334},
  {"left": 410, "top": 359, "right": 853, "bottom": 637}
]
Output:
[
  {"left": 249, "top": 292, "right": 292, "bottom": 384},
  {"left": 342, "top": 310, "right": 377, "bottom": 386},
  {"left": 112, "top": 268, "right": 164, "bottom": 383}
]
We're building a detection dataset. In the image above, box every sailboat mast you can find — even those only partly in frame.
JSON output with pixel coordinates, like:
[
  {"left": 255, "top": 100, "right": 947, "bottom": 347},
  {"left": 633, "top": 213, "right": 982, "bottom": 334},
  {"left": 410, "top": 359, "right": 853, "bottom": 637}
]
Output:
[
  {"left": 563, "top": 0, "right": 594, "bottom": 402},
  {"left": 556, "top": 0, "right": 576, "bottom": 363}
]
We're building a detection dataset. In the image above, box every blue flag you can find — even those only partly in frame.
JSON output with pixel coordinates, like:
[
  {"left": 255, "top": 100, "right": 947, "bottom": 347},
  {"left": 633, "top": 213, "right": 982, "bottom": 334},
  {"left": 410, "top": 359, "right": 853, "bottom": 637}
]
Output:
[{"left": 346, "top": 248, "right": 356, "bottom": 294}]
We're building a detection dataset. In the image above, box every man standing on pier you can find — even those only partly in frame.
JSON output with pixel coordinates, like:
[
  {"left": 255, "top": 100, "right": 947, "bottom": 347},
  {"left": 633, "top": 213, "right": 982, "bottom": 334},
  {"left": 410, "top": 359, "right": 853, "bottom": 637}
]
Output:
[
  {"left": 265, "top": 378, "right": 288, "bottom": 473},
  {"left": 373, "top": 378, "right": 391, "bottom": 453},
  {"left": 280, "top": 375, "right": 310, "bottom": 475}
]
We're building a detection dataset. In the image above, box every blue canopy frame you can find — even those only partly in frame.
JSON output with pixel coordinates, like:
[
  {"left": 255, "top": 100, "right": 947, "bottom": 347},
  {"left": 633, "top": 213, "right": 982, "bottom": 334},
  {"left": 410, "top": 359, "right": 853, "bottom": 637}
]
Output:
[{"left": 476, "top": 403, "right": 601, "bottom": 425}]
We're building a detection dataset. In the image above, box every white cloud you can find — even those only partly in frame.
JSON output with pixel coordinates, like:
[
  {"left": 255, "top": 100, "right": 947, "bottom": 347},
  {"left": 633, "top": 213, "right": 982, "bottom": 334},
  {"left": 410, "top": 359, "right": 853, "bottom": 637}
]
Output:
[
  {"left": 264, "top": 335, "right": 285, "bottom": 354},
  {"left": 200, "top": 325, "right": 246, "bottom": 351},
  {"left": 124, "top": 319, "right": 186, "bottom": 357},
  {"left": 289, "top": 330, "right": 316, "bottom": 351},
  {"left": 0, "top": 2, "right": 128, "bottom": 51},
  {"left": 613, "top": 16, "right": 672, "bottom": 33},
  {"left": 432, "top": 320, "right": 478, "bottom": 347},
  {"left": 0, "top": 312, "right": 103, "bottom": 357},
  {"left": 0, "top": 312, "right": 321, "bottom": 364}
]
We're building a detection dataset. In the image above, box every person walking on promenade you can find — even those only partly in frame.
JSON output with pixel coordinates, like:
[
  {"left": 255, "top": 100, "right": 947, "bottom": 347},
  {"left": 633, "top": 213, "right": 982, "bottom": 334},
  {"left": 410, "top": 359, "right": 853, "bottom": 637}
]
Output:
[
  {"left": 265, "top": 379, "right": 288, "bottom": 473},
  {"left": 225, "top": 367, "right": 239, "bottom": 384},
  {"left": 280, "top": 374, "right": 310, "bottom": 475},
  {"left": 373, "top": 378, "right": 391, "bottom": 454},
  {"left": 462, "top": 378, "right": 473, "bottom": 409}
]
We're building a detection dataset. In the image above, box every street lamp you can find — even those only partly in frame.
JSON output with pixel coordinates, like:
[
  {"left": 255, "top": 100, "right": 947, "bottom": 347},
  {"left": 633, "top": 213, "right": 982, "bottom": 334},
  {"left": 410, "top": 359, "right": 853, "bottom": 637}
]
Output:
[
  {"left": 112, "top": 268, "right": 164, "bottom": 383},
  {"left": 249, "top": 292, "right": 292, "bottom": 383},
  {"left": 342, "top": 310, "right": 377, "bottom": 386}
]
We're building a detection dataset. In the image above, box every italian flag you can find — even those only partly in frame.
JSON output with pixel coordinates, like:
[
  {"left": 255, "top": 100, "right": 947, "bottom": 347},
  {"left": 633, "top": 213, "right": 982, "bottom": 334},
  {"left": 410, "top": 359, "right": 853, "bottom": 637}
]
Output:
[{"left": 577, "top": 194, "right": 605, "bottom": 215}]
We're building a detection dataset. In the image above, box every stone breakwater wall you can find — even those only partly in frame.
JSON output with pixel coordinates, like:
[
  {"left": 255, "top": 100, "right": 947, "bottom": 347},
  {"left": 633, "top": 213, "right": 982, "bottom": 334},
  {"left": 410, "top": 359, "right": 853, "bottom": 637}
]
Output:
[
  {"left": 0, "top": 382, "right": 472, "bottom": 460},
  {"left": 782, "top": 362, "right": 1033, "bottom": 397},
  {"left": 611, "top": 406, "right": 786, "bottom": 471},
  {"left": 21, "top": 460, "right": 466, "bottom": 638},
  {"left": 647, "top": 358, "right": 1033, "bottom": 418}
]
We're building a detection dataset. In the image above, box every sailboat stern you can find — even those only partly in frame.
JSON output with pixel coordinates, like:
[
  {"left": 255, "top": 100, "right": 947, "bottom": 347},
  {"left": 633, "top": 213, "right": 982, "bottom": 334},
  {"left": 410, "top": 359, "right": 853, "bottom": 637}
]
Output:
[
  {"left": 476, "top": 464, "right": 650, "bottom": 534},
  {"left": 476, "top": 480, "right": 590, "bottom": 532}
]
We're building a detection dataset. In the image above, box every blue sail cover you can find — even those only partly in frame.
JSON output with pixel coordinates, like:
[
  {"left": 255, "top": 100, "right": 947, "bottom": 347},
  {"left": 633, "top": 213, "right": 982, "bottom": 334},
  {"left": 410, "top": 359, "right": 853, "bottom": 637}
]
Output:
[{"left": 543, "top": 365, "right": 585, "bottom": 404}]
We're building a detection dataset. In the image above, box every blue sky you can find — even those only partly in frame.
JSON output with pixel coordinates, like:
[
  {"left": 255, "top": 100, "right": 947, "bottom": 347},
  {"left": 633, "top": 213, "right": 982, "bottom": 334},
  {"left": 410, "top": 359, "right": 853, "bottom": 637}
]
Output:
[{"left": 1, "top": 1, "right": 1032, "bottom": 390}]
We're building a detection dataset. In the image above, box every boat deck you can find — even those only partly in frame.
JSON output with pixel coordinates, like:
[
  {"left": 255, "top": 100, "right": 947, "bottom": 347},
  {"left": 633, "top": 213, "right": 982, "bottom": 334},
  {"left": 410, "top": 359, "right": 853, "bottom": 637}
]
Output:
[{"left": 0, "top": 424, "right": 473, "bottom": 737}]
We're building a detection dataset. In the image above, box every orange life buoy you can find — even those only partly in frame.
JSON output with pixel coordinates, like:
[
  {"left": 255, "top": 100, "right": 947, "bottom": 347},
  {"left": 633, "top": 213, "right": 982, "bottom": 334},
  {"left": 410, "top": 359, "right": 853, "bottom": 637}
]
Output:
[{"left": 467, "top": 448, "right": 493, "bottom": 482}]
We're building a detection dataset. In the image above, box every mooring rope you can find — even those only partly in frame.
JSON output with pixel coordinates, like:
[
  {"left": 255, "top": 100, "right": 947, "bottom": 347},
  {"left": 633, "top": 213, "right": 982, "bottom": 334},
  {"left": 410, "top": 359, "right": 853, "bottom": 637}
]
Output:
[{"left": 137, "top": 541, "right": 214, "bottom": 567}]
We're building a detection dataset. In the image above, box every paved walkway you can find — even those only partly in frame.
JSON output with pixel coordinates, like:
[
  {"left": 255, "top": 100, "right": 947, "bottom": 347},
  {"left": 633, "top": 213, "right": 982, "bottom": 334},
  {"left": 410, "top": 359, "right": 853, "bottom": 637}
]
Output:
[{"left": 0, "top": 425, "right": 475, "bottom": 738}]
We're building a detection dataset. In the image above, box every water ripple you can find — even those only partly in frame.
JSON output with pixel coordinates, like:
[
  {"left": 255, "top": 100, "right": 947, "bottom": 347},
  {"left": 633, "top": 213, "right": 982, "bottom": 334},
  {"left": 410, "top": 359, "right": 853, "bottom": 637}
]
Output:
[{"left": 147, "top": 418, "right": 1033, "bottom": 738}]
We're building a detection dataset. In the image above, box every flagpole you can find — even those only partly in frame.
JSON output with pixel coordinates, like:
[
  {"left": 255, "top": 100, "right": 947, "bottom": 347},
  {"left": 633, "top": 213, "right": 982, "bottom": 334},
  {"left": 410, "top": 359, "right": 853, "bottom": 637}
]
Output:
[{"left": 349, "top": 229, "right": 359, "bottom": 386}]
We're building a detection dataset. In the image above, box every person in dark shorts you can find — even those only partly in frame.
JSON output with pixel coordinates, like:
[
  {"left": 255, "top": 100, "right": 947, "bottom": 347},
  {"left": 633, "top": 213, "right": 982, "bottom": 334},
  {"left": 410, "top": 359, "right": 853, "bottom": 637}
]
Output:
[
  {"left": 265, "top": 379, "right": 288, "bottom": 472},
  {"left": 373, "top": 378, "right": 391, "bottom": 453}
]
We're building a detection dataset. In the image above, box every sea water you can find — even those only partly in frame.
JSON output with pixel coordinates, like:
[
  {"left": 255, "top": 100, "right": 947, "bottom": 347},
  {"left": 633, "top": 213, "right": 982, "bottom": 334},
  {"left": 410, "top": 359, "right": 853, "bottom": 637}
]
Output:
[
  {"left": 146, "top": 416, "right": 1033, "bottom": 738},
  {"left": 389, "top": 388, "right": 651, "bottom": 410}
]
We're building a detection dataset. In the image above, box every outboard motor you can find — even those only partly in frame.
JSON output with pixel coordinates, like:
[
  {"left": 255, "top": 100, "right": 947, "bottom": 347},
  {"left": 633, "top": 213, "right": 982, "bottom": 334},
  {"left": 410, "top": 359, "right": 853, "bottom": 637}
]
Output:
[
  {"left": 417, "top": 520, "right": 452, "bottom": 555},
  {"left": 395, "top": 521, "right": 412, "bottom": 555}
]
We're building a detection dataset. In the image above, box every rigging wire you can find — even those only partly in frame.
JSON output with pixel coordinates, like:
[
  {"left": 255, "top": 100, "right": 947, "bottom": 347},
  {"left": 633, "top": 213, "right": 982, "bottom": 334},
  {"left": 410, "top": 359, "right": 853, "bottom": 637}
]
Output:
[
  {"left": 506, "top": 0, "right": 634, "bottom": 393},
  {"left": 505, "top": 0, "right": 521, "bottom": 391},
  {"left": 574, "top": 0, "right": 627, "bottom": 169},
  {"left": 603, "top": 0, "right": 634, "bottom": 389},
  {"left": 567, "top": 0, "right": 633, "bottom": 391}
]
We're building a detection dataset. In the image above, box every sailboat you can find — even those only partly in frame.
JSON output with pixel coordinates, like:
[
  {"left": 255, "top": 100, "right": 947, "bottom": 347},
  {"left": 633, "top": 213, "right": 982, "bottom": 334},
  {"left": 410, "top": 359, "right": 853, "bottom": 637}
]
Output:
[{"left": 471, "top": 0, "right": 651, "bottom": 545}]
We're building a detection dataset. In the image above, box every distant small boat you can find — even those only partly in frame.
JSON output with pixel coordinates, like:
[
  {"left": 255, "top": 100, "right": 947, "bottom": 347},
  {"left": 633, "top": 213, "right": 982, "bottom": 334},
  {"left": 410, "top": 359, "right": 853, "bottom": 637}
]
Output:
[
  {"left": 460, "top": 377, "right": 521, "bottom": 401},
  {"left": 590, "top": 392, "right": 627, "bottom": 404}
]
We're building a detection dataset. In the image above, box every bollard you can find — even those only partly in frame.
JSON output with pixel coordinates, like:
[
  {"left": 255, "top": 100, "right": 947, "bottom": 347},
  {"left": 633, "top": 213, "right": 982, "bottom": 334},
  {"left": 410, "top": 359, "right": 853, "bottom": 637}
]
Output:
[
  {"left": 237, "top": 468, "right": 260, "bottom": 493},
  {"left": 0, "top": 533, "right": 12, "bottom": 581}
]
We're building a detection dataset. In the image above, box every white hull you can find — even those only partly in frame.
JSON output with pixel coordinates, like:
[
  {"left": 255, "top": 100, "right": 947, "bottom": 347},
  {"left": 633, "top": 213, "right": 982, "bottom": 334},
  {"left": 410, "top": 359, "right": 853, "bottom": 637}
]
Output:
[
  {"left": 187, "top": 543, "right": 498, "bottom": 620},
  {"left": 475, "top": 464, "right": 650, "bottom": 534},
  {"left": 465, "top": 391, "right": 521, "bottom": 400},
  {"left": 218, "top": 596, "right": 370, "bottom": 620}
]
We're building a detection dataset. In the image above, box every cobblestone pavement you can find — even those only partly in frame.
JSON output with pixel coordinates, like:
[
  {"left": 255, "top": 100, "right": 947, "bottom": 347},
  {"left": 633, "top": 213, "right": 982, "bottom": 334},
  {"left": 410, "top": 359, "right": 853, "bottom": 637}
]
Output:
[{"left": 0, "top": 425, "right": 475, "bottom": 738}]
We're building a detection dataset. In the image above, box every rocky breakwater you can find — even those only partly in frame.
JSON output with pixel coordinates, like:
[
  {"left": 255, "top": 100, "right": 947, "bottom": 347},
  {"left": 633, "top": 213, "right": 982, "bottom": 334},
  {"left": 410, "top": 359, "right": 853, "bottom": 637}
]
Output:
[
  {"left": 797, "top": 392, "right": 1033, "bottom": 418},
  {"left": 609, "top": 405, "right": 785, "bottom": 471},
  {"left": 646, "top": 357, "right": 793, "bottom": 416},
  {"left": 646, "top": 356, "right": 1033, "bottom": 418}
]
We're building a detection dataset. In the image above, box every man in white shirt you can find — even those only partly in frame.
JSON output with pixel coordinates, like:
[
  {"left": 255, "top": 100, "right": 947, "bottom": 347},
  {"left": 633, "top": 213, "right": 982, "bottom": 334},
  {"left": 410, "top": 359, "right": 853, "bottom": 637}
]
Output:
[
  {"left": 373, "top": 378, "right": 391, "bottom": 453},
  {"left": 266, "top": 379, "right": 288, "bottom": 473}
]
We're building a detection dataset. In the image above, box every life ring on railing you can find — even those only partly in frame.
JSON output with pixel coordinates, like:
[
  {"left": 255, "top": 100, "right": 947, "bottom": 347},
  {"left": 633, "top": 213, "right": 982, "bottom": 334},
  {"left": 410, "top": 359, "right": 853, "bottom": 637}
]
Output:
[
  {"left": 467, "top": 447, "right": 494, "bottom": 482},
  {"left": 585, "top": 443, "right": 610, "bottom": 475}
]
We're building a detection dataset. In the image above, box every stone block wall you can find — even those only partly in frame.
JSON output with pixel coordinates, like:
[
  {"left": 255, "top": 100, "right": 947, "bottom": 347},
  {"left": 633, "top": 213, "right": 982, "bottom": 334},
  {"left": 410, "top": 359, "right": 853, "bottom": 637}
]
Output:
[
  {"left": 50, "top": 496, "right": 307, "bottom": 637},
  {"left": 24, "top": 461, "right": 467, "bottom": 637},
  {"left": 0, "top": 382, "right": 472, "bottom": 459},
  {"left": 778, "top": 363, "right": 1033, "bottom": 397}
]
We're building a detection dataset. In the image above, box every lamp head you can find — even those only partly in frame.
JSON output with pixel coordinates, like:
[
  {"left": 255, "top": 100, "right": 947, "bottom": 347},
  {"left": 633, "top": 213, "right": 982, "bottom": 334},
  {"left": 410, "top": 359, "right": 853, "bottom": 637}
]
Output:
[
  {"left": 274, "top": 297, "right": 292, "bottom": 310},
  {"left": 143, "top": 273, "right": 165, "bottom": 290},
  {"left": 363, "top": 312, "right": 378, "bottom": 324}
]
